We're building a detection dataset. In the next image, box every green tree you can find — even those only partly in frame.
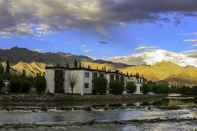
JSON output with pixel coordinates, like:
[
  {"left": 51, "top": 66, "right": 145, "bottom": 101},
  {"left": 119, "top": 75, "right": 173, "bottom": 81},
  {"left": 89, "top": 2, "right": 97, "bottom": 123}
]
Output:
[
  {"left": 109, "top": 80, "right": 124, "bottom": 95},
  {"left": 9, "top": 76, "right": 22, "bottom": 94},
  {"left": 142, "top": 81, "right": 154, "bottom": 94},
  {"left": 20, "top": 76, "right": 32, "bottom": 93},
  {"left": 5, "top": 60, "right": 10, "bottom": 75},
  {"left": 0, "top": 75, "right": 4, "bottom": 92},
  {"left": 126, "top": 81, "right": 136, "bottom": 94},
  {"left": 9, "top": 75, "right": 32, "bottom": 94},
  {"left": 34, "top": 75, "right": 46, "bottom": 94},
  {"left": 153, "top": 82, "right": 170, "bottom": 94},
  {"left": 0, "top": 63, "right": 4, "bottom": 74},
  {"left": 93, "top": 76, "right": 107, "bottom": 95}
]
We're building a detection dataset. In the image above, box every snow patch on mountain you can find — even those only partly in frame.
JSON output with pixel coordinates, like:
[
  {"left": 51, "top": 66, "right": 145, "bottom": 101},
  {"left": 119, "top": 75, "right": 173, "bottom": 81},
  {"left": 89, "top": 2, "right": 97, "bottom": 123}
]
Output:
[{"left": 109, "top": 49, "right": 197, "bottom": 67}]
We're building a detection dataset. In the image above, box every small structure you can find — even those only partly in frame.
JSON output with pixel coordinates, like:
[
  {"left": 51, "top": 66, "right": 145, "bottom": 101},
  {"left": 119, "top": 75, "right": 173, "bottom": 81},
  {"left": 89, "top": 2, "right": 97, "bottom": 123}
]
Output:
[{"left": 45, "top": 64, "right": 144, "bottom": 95}]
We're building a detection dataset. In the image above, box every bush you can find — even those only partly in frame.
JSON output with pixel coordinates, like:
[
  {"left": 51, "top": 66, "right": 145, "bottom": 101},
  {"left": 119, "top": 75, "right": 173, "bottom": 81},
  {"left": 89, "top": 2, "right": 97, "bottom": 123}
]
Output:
[
  {"left": 9, "top": 75, "right": 32, "bottom": 94},
  {"left": 34, "top": 76, "right": 46, "bottom": 94},
  {"left": 152, "top": 82, "right": 170, "bottom": 94},
  {"left": 109, "top": 80, "right": 124, "bottom": 95},
  {"left": 126, "top": 81, "right": 136, "bottom": 94},
  {"left": 0, "top": 63, "right": 4, "bottom": 74},
  {"left": 93, "top": 76, "right": 107, "bottom": 95},
  {"left": 0, "top": 75, "right": 4, "bottom": 92},
  {"left": 191, "top": 86, "right": 197, "bottom": 95},
  {"left": 142, "top": 81, "right": 170, "bottom": 94},
  {"left": 142, "top": 81, "right": 154, "bottom": 94},
  {"left": 9, "top": 76, "right": 22, "bottom": 93}
]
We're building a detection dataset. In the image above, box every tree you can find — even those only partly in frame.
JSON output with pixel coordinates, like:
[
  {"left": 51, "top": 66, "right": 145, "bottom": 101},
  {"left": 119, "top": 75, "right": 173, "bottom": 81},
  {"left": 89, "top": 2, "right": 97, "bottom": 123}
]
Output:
[
  {"left": 68, "top": 73, "right": 78, "bottom": 94},
  {"left": 0, "top": 75, "right": 4, "bottom": 92},
  {"left": 20, "top": 76, "right": 32, "bottom": 93},
  {"left": 152, "top": 82, "right": 170, "bottom": 94},
  {"left": 74, "top": 59, "right": 78, "bottom": 68},
  {"left": 9, "top": 75, "right": 33, "bottom": 94},
  {"left": 34, "top": 75, "right": 46, "bottom": 94},
  {"left": 0, "top": 63, "right": 4, "bottom": 74},
  {"left": 9, "top": 76, "right": 22, "bottom": 94},
  {"left": 126, "top": 81, "right": 136, "bottom": 94},
  {"left": 5, "top": 60, "right": 10, "bottom": 75},
  {"left": 142, "top": 81, "right": 154, "bottom": 94},
  {"left": 191, "top": 86, "right": 197, "bottom": 95},
  {"left": 109, "top": 80, "right": 124, "bottom": 95},
  {"left": 93, "top": 76, "right": 107, "bottom": 95}
]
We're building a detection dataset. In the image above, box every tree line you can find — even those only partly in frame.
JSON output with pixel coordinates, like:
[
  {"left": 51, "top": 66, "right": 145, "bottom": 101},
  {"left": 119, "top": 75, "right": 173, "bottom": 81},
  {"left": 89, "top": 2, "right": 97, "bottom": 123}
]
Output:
[{"left": 0, "top": 62, "right": 46, "bottom": 94}]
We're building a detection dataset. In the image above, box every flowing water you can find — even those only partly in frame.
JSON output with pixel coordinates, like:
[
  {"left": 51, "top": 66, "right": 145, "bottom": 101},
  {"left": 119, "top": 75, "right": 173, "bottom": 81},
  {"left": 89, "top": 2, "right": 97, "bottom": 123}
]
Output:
[{"left": 0, "top": 95, "right": 197, "bottom": 131}]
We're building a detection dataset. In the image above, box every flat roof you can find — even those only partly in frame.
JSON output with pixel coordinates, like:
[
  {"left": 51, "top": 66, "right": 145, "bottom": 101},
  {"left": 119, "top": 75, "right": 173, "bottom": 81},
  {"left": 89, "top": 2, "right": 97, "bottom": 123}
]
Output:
[
  {"left": 46, "top": 66, "right": 127, "bottom": 76},
  {"left": 45, "top": 66, "right": 145, "bottom": 79}
]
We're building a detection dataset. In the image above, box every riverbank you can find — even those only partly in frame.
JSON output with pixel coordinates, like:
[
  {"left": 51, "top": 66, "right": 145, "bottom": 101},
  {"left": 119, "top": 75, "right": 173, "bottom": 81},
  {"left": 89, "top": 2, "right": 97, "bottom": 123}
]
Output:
[{"left": 0, "top": 94, "right": 165, "bottom": 110}]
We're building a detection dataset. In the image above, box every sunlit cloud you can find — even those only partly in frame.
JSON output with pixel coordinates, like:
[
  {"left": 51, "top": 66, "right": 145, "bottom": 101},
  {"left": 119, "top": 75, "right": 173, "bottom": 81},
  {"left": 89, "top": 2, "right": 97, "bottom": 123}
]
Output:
[
  {"left": 135, "top": 46, "right": 158, "bottom": 52},
  {"left": 1, "top": 0, "right": 197, "bottom": 36}
]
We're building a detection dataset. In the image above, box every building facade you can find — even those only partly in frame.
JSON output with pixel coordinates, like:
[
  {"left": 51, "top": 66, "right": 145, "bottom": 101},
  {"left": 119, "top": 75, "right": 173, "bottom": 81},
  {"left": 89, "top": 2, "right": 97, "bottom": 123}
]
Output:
[{"left": 45, "top": 66, "right": 144, "bottom": 95}]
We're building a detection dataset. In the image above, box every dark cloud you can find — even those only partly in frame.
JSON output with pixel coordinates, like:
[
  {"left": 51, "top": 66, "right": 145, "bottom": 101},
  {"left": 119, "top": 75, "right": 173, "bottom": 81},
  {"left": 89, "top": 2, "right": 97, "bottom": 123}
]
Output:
[{"left": 0, "top": 0, "right": 197, "bottom": 35}]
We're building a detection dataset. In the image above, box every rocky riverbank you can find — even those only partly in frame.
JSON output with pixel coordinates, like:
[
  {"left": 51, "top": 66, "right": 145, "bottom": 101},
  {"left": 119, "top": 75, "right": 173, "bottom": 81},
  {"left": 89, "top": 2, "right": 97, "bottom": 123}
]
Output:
[{"left": 0, "top": 94, "right": 165, "bottom": 111}]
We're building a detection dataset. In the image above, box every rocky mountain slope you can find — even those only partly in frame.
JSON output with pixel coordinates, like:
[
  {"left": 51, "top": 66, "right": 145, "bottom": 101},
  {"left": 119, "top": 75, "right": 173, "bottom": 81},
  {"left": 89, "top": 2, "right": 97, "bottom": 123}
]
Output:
[
  {"left": 0, "top": 47, "right": 197, "bottom": 85},
  {"left": 0, "top": 47, "right": 92, "bottom": 65}
]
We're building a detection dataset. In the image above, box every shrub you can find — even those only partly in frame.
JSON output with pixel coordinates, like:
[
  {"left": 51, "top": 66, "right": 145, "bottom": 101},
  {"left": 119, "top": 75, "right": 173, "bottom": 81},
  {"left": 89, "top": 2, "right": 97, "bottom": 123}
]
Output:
[
  {"left": 142, "top": 81, "right": 154, "bottom": 94},
  {"left": 9, "top": 76, "right": 22, "bottom": 93},
  {"left": 109, "top": 80, "right": 124, "bottom": 95},
  {"left": 34, "top": 76, "right": 46, "bottom": 94},
  {"left": 93, "top": 76, "right": 107, "bottom": 95},
  {"left": 0, "top": 63, "right": 4, "bottom": 74},
  {"left": 191, "top": 86, "right": 197, "bottom": 95},
  {"left": 152, "top": 82, "right": 170, "bottom": 94},
  {"left": 0, "top": 75, "right": 4, "bottom": 92},
  {"left": 126, "top": 81, "right": 136, "bottom": 94},
  {"left": 9, "top": 75, "right": 32, "bottom": 94}
]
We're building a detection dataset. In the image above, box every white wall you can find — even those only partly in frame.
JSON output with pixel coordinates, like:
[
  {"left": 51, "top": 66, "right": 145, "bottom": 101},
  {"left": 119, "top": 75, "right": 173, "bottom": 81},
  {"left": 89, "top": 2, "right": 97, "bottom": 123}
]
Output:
[{"left": 45, "top": 69, "right": 55, "bottom": 93}]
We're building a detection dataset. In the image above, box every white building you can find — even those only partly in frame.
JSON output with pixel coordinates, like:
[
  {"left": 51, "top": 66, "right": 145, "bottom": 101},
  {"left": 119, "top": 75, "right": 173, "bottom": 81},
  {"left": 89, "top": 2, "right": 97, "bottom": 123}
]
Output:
[{"left": 45, "top": 65, "right": 144, "bottom": 95}]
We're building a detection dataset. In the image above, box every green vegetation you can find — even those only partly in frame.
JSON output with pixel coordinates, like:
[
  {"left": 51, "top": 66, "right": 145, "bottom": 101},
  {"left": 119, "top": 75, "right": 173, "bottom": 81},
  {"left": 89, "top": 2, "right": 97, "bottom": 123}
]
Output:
[
  {"left": 0, "top": 61, "right": 47, "bottom": 94},
  {"left": 142, "top": 81, "right": 155, "bottom": 94},
  {"left": 142, "top": 81, "right": 169, "bottom": 94},
  {"left": 170, "top": 86, "right": 197, "bottom": 95},
  {"left": 0, "top": 63, "right": 4, "bottom": 74},
  {"left": 126, "top": 81, "right": 136, "bottom": 93},
  {"left": 93, "top": 76, "right": 107, "bottom": 95},
  {"left": 34, "top": 75, "right": 46, "bottom": 94},
  {"left": 109, "top": 80, "right": 124, "bottom": 95},
  {"left": 9, "top": 75, "right": 33, "bottom": 94}
]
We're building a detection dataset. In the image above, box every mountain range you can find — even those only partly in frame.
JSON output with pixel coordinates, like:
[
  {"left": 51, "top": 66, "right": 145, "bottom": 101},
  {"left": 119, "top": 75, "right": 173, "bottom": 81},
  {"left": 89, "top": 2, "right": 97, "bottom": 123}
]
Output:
[
  {"left": 109, "top": 49, "right": 197, "bottom": 67},
  {"left": 0, "top": 47, "right": 197, "bottom": 86}
]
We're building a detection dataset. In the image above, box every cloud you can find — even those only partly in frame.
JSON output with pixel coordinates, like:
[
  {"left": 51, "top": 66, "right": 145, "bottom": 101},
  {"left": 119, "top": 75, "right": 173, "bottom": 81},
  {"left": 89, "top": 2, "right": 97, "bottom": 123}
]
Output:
[
  {"left": 1, "top": 0, "right": 197, "bottom": 36},
  {"left": 83, "top": 49, "right": 92, "bottom": 53},
  {"left": 184, "top": 39, "right": 197, "bottom": 43},
  {"left": 182, "top": 49, "right": 197, "bottom": 58},
  {"left": 135, "top": 46, "right": 158, "bottom": 52}
]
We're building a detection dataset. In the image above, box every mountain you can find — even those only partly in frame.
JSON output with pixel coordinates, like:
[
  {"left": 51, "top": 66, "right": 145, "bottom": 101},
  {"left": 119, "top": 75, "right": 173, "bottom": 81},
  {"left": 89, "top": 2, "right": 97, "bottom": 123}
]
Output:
[
  {"left": 0, "top": 47, "right": 92, "bottom": 64},
  {"left": 120, "top": 61, "right": 197, "bottom": 85},
  {"left": 109, "top": 49, "right": 197, "bottom": 67},
  {"left": 0, "top": 47, "right": 197, "bottom": 86}
]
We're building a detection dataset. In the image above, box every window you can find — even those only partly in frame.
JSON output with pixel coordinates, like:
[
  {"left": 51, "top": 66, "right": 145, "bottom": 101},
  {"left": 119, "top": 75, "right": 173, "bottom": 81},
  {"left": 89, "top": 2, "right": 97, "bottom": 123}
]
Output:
[
  {"left": 84, "top": 83, "right": 89, "bottom": 88},
  {"left": 85, "top": 72, "right": 90, "bottom": 78}
]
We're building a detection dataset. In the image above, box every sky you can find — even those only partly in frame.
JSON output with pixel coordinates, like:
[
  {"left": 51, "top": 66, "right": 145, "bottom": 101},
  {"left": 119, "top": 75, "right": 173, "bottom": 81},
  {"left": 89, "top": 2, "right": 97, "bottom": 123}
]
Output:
[{"left": 0, "top": 0, "right": 197, "bottom": 58}]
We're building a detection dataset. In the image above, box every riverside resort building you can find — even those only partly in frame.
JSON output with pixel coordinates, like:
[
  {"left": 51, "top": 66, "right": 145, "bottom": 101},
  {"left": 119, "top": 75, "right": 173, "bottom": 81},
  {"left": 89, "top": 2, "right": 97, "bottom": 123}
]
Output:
[{"left": 45, "top": 63, "right": 145, "bottom": 95}]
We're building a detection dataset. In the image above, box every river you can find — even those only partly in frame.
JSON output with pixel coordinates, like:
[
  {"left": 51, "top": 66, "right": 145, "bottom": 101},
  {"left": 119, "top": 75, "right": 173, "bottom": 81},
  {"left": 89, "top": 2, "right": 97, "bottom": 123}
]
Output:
[{"left": 0, "top": 95, "right": 197, "bottom": 131}]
